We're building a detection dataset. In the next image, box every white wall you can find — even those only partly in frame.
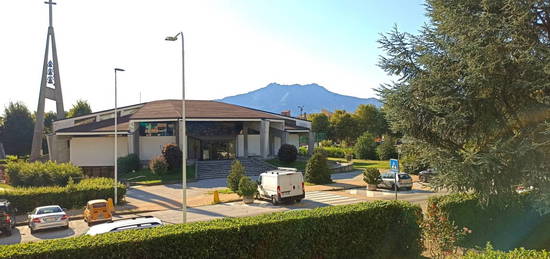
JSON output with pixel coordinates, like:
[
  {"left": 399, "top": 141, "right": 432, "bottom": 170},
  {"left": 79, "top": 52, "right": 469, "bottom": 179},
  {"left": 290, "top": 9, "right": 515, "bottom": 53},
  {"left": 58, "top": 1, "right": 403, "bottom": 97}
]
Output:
[
  {"left": 70, "top": 136, "right": 128, "bottom": 166},
  {"left": 139, "top": 136, "right": 176, "bottom": 161},
  {"left": 288, "top": 134, "right": 300, "bottom": 148},
  {"left": 274, "top": 136, "right": 281, "bottom": 155},
  {"left": 237, "top": 134, "right": 261, "bottom": 157}
]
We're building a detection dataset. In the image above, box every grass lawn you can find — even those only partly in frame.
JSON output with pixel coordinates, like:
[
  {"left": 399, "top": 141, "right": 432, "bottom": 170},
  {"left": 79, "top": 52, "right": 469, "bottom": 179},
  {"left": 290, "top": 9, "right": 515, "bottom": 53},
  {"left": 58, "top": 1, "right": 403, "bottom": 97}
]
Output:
[
  {"left": 120, "top": 165, "right": 196, "bottom": 185},
  {"left": 328, "top": 158, "right": 390, "bottom": 170},
  {"left": 265, "top": 159, "right": 307, "bottom": 171}
]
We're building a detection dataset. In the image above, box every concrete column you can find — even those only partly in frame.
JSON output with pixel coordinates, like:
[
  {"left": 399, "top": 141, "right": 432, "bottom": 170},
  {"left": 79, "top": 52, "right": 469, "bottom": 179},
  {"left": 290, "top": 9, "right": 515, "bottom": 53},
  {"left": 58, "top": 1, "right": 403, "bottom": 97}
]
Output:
[
  {"left": 282, "top": 132, "right": 288, "bottom": 145},
  {"left": 243, "top": 122, "right": 249, "bottom": 158},
  {"left": 308, "top": 131, "right": 315, "bottom": 156},
  {"left": 260, "top": 120, "right": 270, "bottom": 158}
]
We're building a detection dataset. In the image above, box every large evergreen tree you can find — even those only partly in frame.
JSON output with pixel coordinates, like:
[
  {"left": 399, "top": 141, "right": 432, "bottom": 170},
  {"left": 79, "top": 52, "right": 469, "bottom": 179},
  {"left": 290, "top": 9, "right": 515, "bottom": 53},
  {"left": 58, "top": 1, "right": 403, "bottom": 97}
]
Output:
[
  {"left": 0, "top": 102, "right": 34, "bottom": 156},
  {"left": 378, "top": 0, "right": 550, "bottom": 206}
]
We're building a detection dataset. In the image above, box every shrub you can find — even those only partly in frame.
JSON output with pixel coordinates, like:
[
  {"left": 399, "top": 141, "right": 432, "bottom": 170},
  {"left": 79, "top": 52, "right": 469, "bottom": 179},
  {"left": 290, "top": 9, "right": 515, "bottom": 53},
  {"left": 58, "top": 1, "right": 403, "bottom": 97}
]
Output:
[
  {"left": 4, "top": 161, "right": 83, "bottom": 187},
  {"left": 314, "top": 146, "right": 353, "bottom": 158},
  {"left": 426, "top": 193, "right": 550, "bottom": 251},
  {"left": 319, "top": 139, "right": 333, "bottom": 147},
  {"left": 376, "top": 137, "right": 397, "bottom": 160},
  {"left": 161, "top": 144, "right": 182, "bottom": 170},
  {"left": 238, "top": 176, "right": 257, "bottom": 197},
  {"left": 0, "top": 201, "right": 423, "bottom": 259},
  {"left": 344, "top": 150, "right": 354, "bottom": 161},
  {"left": 0, "top": 178, "right": 125, "bottom": 214},
  {"left": 298, "top": 146, "right": 308, "bottom": 156},
  {"left": 354, "top": 132, "right": 377, "bottom": 160},
  {"left": 277, "top": 144, "right": 298, "bottom": 163},
  {"left": 117, "top": 154, "right": 140, "bottom": 174},
  {"left": 363, "top": 168, "right": 381, "bottom": 185},
  {"left": 305, "top": 152, "right": 331, "bottom": 184},
  {"left": 149, "top": 156, "right": 169, "bottom": 175},
  {"left": 464, "top": 245, "right": 550, "bottom": 259},
  {"left": 227, "top": 160, "right": 245, "bottom": 192}
]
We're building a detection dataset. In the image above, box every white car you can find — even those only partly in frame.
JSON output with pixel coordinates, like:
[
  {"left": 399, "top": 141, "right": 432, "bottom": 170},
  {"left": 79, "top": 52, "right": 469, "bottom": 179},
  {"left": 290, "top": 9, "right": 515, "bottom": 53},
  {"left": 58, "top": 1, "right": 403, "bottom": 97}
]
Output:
[
  {"left": 86, "top": 216, "right": 163, "bottom": 236},
  {"left": 28, "top": 205, "right": 69, "bottom": 234},
  {"left": 378, "top": 172, "right": 413, "bottom": 191},
  {"left": 257, "top": 168, "right": 305, "bottom": 205}
]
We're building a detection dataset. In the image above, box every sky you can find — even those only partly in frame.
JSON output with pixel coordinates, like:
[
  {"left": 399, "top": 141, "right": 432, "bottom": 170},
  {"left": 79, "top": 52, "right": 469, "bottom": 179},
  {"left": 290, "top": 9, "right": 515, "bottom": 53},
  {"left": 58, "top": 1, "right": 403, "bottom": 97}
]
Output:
[{"left": 0, "top": 0, "right": 427, "bottom": 113}]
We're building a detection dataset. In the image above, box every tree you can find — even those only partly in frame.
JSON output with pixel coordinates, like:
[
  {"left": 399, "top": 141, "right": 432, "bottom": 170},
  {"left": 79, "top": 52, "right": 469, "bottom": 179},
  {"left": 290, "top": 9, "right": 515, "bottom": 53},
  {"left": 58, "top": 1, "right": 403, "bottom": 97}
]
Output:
[
  {"left": 354, "top": 104, "right": 388, "bottom": 137},
  {"left": 376, "top": 135, "right": 398, "bottom": 160},
  {"left": 227, "top": 160, "right": 245, "bottom": 192},
  {"left": 310, "top": 113, "right": 330, "bottom": 135},
  {"left": 277, "top": 144, "right": 298, "bottom": 163},
  {"left": 353, "top": 132, "right": 377, "bottom": 160},
  {"left": 0, "top": 102, "right": 34, "bottom": 156},
  {"left": 329, "top": 110, "right": 359, "bottom": 143},
  {"left": 377, "top": 0, "right": 550, "bottom": 206},
  {"left": 304, "top": 152, "right": 331, "bottom": 184},
  {"left": 67, "top": 99, "right": 92, "bottom": 118}
]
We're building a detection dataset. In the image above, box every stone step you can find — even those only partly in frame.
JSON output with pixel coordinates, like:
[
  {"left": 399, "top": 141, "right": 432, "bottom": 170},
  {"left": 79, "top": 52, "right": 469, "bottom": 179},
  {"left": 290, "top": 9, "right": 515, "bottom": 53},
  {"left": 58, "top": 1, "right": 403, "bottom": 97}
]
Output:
[{"left": 196, "top": 158, "right": 276, "bottom": 180}]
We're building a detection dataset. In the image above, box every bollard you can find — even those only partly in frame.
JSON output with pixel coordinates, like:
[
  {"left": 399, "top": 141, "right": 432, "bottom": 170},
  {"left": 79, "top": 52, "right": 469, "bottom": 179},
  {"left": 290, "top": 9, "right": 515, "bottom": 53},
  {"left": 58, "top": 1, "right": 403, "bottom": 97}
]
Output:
[{"left": 213, "top": 190, "right": 220, "bottom": 204}]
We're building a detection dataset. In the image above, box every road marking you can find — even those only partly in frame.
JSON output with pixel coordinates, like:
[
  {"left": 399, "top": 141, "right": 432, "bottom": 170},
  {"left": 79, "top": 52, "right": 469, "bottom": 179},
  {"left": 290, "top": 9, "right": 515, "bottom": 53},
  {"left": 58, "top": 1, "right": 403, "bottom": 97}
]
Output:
[{"left": 305, "top": 191, "right": 361, "bottom": 206}]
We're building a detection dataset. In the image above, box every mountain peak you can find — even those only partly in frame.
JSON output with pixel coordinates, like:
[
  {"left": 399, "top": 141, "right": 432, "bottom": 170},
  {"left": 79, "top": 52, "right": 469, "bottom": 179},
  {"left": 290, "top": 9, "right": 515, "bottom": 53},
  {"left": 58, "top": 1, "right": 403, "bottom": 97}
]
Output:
[{"left": 219, "top": 83, "right": 381, "bottom": 116}]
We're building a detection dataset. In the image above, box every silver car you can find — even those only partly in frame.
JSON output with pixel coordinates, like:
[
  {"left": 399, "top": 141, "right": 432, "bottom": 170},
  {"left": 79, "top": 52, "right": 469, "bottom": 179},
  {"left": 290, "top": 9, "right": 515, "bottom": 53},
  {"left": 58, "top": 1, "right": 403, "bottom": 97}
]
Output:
[
  {"left": 378, "top": 172, "right": 413, "bottom": 191},
  {"left": 28, "top": 205, "right": 69, "bottom": 233}
]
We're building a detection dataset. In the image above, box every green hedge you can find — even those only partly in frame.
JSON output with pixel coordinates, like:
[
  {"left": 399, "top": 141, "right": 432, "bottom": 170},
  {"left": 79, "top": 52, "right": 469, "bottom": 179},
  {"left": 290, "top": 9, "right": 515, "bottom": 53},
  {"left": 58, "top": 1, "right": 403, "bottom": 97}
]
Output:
[
  {"left": 0, "top": 178, "right": 126, "bottom": 214},
  {"left": 4, "top": 161, "right": 83, "bottom": 187},
  {"left": 0, "top": 201, "right": 422, "bottom": 259},
  {"left": 427, "top": 193, "right": 550, "bottom": 250},
  {"left": 316, "top": 146, "right": 353, "bottom": 158},
  {"left": 465, "top": 246, "right": 550, "bottom": 259}
]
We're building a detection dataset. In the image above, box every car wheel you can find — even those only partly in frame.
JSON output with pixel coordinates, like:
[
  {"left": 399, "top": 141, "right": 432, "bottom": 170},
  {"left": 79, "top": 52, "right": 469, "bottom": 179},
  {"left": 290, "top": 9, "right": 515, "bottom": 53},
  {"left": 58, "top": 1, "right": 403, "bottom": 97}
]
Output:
[{"left": 271, "top": 196, "right": 279, "bottom": 205}]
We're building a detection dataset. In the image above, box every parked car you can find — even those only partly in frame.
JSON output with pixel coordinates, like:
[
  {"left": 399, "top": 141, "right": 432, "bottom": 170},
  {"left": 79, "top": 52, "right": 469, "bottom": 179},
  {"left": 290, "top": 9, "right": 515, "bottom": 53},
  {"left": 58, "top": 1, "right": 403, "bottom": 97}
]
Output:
[
  {"left": 0, "top": 199, "right": 16, "bottom": 236},
  {"left": 84, "top": 199, "right": 114, "bottom": 226},
  {"left": 419, "top": 169, "right": 437, "bottom": 183},
  {"left": 28, "top": 205, "right": 69, "bottom": 234},
  {"left": 86, "top": 216, "right": 163, "bottom": 236},
  {"left": 378, "top": 172, "right": 413, "bottom": 191},
  {"left": 257, "top": 168, "right": 305, "bottom": 205}
]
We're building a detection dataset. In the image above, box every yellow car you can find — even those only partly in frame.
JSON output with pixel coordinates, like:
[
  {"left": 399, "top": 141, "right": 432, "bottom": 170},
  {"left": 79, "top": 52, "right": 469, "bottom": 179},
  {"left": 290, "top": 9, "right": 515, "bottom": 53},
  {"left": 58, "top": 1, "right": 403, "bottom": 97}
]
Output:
[{"left": 83, "top": 199, "right": 114, "bottom": 226}]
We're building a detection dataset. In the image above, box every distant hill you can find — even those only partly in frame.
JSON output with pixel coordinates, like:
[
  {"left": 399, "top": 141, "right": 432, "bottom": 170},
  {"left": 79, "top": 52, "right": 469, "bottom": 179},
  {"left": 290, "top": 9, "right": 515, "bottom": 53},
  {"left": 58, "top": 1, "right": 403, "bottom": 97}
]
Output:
[{"left": 218, "top": 83, "right": 382, "bottom": 117}]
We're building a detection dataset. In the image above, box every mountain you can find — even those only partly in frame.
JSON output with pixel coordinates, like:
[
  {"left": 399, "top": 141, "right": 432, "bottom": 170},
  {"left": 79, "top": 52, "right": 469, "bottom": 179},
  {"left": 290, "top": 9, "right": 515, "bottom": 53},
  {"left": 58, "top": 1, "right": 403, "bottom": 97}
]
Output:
[{"left": 218, "top": 83, "right": 382, "bottom": 116}]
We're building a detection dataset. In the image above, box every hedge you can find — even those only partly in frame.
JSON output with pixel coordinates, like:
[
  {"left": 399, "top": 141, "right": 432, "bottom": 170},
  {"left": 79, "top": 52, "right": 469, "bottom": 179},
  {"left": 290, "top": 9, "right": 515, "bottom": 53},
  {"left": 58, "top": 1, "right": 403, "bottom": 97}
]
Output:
[
  {"left": 5, "top": 161, "right": 83, "bottom": 187},
  {"left": 427, "top": 193, "right": 550, "bottom": 250},
  {"left": 0, "top": 201, "right": 423, "bottom": 259},
  {"left": 0, "top": 178, "right": 126, "bottom": 214},
  {"left": 316, "top": 146, "right": 353, "bottom": 158},
  {"left": 465, "top": 246, "right": 550, "bottom": 259}
]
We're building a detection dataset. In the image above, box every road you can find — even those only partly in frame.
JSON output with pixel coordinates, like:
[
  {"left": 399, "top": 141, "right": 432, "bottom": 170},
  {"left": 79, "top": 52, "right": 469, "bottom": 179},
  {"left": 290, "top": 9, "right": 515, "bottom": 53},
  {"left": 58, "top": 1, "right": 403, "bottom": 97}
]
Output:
[{"left": 0, "top": 183, "right": 441, "bottom": 245}]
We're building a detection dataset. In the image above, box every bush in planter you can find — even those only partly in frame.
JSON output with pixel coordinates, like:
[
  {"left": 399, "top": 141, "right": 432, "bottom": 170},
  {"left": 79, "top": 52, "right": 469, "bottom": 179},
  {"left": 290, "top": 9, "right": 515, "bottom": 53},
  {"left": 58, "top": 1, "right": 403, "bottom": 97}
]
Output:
[
  {"left": 117, "top": 154, "right": 140, "bottom": 174},
  {"left": 161, "top": 144, "right": 182, "bottom": 170},
  {"left": 277, "top": 144, "right": 298, "bottom": 163},
  {"left": 238, "top": 176, "right": 257, "bottom": 197},
  {"left": 149, "top": 156, "right": 169, "bottom": 175},
  {"left": 305, "top": 152, "right": 331, "bottom": 184},
  {"left": 227, "top": 160, "right": 245, "bottom": 193},
  {"left": 363, "top": 168, "right": 382, "bottom": 185}
]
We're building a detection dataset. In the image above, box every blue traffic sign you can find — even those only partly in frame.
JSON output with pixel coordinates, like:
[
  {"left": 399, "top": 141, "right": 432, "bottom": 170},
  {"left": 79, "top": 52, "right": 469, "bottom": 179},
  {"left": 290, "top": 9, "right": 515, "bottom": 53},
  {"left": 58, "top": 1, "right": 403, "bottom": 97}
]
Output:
[{"left": 390, "top": 159, "right": 399, "bottom": 172}]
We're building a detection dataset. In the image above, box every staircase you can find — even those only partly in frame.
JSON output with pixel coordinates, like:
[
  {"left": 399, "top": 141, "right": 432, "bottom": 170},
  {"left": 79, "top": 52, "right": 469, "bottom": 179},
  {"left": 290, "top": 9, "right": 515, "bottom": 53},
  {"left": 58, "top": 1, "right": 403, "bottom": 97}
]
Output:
[{"left": 196, "top": 158, "right": 276, "bottom": 180}]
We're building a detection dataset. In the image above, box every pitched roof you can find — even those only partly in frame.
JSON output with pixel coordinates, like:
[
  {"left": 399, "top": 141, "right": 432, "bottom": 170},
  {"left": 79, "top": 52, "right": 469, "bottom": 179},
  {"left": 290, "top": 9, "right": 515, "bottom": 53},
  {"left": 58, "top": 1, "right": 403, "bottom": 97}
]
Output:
[
  {"left": 130, "top": 100, "right": 282, "bottom": 120},
  {"left": 57, "top": 115, "right": 131, "bottom": 133}
]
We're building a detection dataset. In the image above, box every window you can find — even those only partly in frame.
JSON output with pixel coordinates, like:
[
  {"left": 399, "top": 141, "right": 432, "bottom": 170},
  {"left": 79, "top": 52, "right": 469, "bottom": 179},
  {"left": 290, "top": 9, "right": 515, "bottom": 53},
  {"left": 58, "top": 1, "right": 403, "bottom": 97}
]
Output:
[
  {"left": 37, "top": 206, "right": 62, "bottom": 214},
  {"left": 139, "top": 122, "right": 176, "bottom": 136}
]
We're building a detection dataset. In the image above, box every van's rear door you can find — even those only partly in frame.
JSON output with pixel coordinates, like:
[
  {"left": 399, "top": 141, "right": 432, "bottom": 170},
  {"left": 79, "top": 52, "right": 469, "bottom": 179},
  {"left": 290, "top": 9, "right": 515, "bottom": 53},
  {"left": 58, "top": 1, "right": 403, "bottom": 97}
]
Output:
[{"left": 278, "top": 174, "right": 293, "bottom": 198}]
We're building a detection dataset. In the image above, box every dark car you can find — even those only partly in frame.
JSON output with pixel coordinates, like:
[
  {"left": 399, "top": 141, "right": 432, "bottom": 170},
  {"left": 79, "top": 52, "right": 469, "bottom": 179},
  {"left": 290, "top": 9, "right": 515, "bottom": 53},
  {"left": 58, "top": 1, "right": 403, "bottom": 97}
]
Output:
[
  {"left": 419, "top": 169, "right": 437, "bottom": 183},
  {"left": 0, "top": 199, "right": 16, "bottom": 236}
]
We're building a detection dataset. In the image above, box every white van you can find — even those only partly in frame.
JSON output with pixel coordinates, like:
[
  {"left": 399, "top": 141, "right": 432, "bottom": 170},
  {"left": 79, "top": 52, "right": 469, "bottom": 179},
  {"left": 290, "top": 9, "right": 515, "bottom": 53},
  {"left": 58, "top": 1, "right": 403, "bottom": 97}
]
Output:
[{"left": 257, "top": 168, "right": 305, "bottom": 205}]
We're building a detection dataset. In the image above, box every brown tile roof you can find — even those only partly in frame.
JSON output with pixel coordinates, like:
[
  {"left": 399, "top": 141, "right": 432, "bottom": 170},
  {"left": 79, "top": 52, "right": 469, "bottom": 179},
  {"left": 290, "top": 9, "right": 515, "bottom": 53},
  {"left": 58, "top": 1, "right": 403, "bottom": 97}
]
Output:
[
  {"left": 284, "top": 125, "right": 309, "bottom": 131},
  {"left": 130, "top": 100, "right": 282, "bottom": 120},
  {"left": 57, "top": 115, "right": 131, "bottom": 133}
]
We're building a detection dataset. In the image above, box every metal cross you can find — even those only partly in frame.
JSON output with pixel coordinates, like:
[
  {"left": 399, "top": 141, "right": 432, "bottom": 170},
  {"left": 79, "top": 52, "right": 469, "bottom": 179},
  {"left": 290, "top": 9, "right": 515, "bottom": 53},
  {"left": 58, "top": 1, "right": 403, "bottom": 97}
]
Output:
[{"left": 44, "top": 0, "right": 57, "bottom": 27}]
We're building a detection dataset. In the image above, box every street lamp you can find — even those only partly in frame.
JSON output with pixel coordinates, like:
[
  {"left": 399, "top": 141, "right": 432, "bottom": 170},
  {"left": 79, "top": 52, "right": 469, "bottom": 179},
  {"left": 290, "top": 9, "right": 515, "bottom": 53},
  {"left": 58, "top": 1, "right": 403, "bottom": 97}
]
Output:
[
  {"left": 114, "top": 67, "right": 125, "bottom": 205},
  {"left": 165, "top": 32, "right": 187, "bottom": 223}
]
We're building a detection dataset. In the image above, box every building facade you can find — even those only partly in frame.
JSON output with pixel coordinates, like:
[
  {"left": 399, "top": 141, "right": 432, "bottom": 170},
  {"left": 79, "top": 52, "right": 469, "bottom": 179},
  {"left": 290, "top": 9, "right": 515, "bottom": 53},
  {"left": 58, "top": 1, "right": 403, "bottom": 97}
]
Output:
[{"left": 48, "top": 100, "right": 312, "bottom": 170}]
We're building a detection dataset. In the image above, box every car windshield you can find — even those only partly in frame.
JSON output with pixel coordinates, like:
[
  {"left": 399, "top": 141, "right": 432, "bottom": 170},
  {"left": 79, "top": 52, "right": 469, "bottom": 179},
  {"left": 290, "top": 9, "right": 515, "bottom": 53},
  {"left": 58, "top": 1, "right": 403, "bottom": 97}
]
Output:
[
  {"left": 37, "top": 206, "right": 62, "bottom": 214},
  {"left": 92, "top": 202, "right": 107, "bottom": 208}
]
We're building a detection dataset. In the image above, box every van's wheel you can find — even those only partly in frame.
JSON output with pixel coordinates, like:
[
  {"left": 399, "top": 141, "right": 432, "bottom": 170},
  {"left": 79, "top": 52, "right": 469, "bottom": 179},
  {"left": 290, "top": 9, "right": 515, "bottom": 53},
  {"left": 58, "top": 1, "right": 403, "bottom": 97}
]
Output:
[{"left": 271, "top": 196, "right": 279, "bottom": 205}]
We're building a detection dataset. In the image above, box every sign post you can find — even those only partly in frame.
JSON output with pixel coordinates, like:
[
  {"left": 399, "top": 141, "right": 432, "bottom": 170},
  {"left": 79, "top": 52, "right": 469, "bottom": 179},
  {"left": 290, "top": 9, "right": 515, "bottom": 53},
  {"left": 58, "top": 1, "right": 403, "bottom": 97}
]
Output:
[{"left": 390, "top": 159, "right": 399, "bottom": 200}]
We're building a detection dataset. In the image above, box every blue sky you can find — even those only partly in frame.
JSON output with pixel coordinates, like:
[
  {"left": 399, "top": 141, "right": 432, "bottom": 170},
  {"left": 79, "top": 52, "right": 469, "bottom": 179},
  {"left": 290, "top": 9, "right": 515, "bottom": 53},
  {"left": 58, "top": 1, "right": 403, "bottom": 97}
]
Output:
[{"left": 0, "top": 0, "right": 427, "bottom": 112}]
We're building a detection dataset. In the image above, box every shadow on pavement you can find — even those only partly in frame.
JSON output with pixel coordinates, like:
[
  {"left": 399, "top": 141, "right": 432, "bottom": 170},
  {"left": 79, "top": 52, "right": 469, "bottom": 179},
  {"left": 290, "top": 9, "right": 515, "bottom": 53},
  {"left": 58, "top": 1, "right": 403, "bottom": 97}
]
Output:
[
  {"left": 0, "top": 228, "right": 22, "bottom": 245},
  {"left": 126, "top": 188, "right": 182, "bottom": 210},
  {"left": 30, "top": 227, "right": 76, "bottom": 240}
]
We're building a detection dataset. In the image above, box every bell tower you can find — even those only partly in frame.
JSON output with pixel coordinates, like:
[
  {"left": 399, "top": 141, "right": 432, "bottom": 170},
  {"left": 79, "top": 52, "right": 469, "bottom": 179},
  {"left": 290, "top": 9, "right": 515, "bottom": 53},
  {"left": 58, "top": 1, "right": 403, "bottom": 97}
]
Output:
[{"left": 30, "top": 0, "right": 65, "bottom": 161}]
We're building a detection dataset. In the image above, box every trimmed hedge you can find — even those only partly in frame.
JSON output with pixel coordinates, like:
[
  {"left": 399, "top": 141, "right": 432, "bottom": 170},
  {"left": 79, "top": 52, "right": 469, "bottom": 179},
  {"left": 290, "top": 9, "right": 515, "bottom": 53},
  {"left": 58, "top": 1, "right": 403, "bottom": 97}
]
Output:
[
  {"left": 316, "top": 146, "right": 353, "bottom": 158},
  {"left": 465, "top": 246, "right": 550, "bottom": 259},
  {"left": 0, "top": 178, "right": 126, "bottom": 214},
  {"left": 5, "top": 161, "right": 83, "bottom": 187},
  {"left": 117, "top": 154, "right": 140, "bottom": 174},
  {"left": 277, "top": 144, "right": 298, "bottom": 163},
  {"left": 427, "top": 193, "right": 550, "bottom": 250},
  {"left": 0, "top": 201, "right": 422, "bottom": 259}
]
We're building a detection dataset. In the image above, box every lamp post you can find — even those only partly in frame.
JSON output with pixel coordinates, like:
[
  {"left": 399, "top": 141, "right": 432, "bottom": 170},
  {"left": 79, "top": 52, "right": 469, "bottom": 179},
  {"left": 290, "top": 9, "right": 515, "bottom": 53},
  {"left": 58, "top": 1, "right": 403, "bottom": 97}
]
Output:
[
  {"left": 165, "top": 32, "right": 187, "bottom": 223},
  {"left": 114, "top": 68, "right": 125, "bottom": 205}
]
